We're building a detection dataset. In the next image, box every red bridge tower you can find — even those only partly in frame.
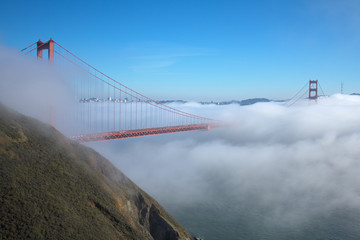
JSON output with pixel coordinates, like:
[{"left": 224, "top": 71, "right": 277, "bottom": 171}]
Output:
[
  {"left": 309, "top": 80, "right": 318, "bottom": 100},
  {"left": 37, "top": 38, "right": 54, "bottom": 61}
]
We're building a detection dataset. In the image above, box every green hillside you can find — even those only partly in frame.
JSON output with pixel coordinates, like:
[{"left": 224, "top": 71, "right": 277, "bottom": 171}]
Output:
[{"left": 0, "top": 103, "right": 195, "bottom": 240}]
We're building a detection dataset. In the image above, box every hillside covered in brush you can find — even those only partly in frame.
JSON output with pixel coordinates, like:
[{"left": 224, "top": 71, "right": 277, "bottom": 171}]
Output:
[{"left": 0, "top": 103, "right": 195, "bottom": 240}]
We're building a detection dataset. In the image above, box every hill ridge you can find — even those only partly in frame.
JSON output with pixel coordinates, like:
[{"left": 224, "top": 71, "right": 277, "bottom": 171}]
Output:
[{"left": 0, "top": 103, "right": 194, "bottom": 240}]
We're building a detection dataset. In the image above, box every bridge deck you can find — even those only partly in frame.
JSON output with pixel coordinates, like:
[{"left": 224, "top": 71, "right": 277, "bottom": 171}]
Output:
[
  {"left": 72, "top": 124, "right": 219, "bottom": 142},
  {"left": 22, "top": 39, "right": 221, "bottom": 142}
]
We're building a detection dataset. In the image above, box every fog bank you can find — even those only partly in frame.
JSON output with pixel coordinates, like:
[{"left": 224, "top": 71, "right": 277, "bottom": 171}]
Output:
[
  {"left": 3, "top": 42, "right": 360, "bottom": 239},
  {"left": 0, "top": 44, "right": 82, "bottom": 135},
  {"left": 89, "top": 95, "right": 360, "bottom": 238}
]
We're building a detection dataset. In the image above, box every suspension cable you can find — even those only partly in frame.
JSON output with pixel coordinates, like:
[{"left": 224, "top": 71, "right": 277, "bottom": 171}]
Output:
[
  {"left": 19, "top": 41, "right": 37, "bottom": 53},
  {"left": 54, "top": 50, "right": 208, "bottom": 120},
  {"left": 53, "top": 41, "right": 217, "bottom": 122},
  {"left": 287, "top": 89, "right": 308, "bottom": 107},
  {"left": 22, "top": 41, "right": 48, "bottom": 56},
  {"left": 284, "top": 82, "right": 308, "bottom": 106},
  {"left": 319, "top": 83, "right": 326, "bottom": 97}
]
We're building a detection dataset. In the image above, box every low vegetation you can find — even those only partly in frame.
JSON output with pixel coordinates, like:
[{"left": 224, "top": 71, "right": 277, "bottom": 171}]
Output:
[{"left": 0, "top": 103, "right": 194, "bottom": 240}]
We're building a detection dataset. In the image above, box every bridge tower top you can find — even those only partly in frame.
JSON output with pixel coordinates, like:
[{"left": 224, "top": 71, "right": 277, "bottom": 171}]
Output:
[
  {"left": 309, "top": 80, "right": 318, "bottom": 100},
  {"left": 37, "top": 38, "right": 54, "bottom": 61}
]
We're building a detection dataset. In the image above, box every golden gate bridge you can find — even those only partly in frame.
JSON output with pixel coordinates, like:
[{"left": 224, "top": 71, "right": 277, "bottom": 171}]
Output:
[
  {"left": 20, "top": 39, "right": 323, "bottom": 142},
  {"left": 20, "top": 39, "right": 221, "bottom": 142}
]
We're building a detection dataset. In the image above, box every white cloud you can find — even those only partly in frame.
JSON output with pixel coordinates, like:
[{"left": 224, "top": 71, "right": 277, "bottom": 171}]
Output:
[
  {"left": 90, "top": 95, "right": 360, "bottom": 233},
  {"left": 0, "top": 43, "right": 79, "bottom": 135},
  {"left": 3, "top": 41, "right": 360, "bottom": 238}
]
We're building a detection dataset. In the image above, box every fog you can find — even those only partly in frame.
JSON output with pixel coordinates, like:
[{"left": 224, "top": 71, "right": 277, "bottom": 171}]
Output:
[
  {"left": 2, "top": 43, "right": 360, "bottom": 239},
  {"left": 89, "top": 95, "right": 360, "bottom": 239},
  {"left": 0, "top": 44, "right": 85, "bottom": 136}
]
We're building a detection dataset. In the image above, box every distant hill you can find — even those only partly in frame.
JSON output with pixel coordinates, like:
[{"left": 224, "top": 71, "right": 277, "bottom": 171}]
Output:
[
  {"left": 0, "top": 103, "right": 194, "bottom": 240},
  {"left": 239, "top": 98, "right": 271, "bottom": 105},
  {"left": 159, "top": 98, "right": 275, "bottom": 106},
  {"left": 201, "top": 98, "right": 273, "bottom": 106}
]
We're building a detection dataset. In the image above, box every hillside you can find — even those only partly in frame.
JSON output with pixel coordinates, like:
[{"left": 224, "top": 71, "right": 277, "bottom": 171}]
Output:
[{"left": 0, "top": 103, "right": 195, "bottom": 240}]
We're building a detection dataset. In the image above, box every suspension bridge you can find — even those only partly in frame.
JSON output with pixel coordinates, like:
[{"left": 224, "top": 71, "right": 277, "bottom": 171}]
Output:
[
  {"left": 20, "top": 39, "right": 323, "bottom": 142},
  {"left": 20, "top": 39, "right": 220, "bottom": 142},
  {"left": 284, "top": 79, "right": 325, "bottom": 107}
]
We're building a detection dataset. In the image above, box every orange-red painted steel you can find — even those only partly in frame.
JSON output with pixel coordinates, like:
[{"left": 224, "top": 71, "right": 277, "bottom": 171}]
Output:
[
  {"left": 72, "top": 124, "right": 219, "bottom": 142},
  {"left": 21, "top": 39, "right": 222, "bottom": 143},
  {"left": 309, "top": 80, "right": 318, "bottom": 100},
  {"left": 37, "top": 39, "right": 55, "bottom": 61}
]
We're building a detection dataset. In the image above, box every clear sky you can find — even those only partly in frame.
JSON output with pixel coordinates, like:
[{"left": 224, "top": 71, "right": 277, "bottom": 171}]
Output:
[{"left": 1, "top": 0, "right": 359, "bottom": 101}]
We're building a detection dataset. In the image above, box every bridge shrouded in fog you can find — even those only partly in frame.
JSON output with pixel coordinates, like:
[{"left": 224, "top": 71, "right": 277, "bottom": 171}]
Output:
[
  {"left": 284, "top": 79, "right": 325, "bottom": 107},
  {"left": 20, "top": 39, "right": 324, "bottom": 142},
  {"left": 21, "top": 39, "right": 220, "bottom": 142}
]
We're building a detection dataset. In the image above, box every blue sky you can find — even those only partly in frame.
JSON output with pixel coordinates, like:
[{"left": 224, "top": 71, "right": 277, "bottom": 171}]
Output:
[{"left": 1, "top": 0, "right": 359, "bottom": 101}]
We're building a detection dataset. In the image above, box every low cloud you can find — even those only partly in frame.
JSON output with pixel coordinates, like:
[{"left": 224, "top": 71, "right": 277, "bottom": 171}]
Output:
[
  {"left": 0, "top": 43, "right": 82, "bottom": 135},
  {"left": 90, "top": 95, "right": 360, "bottom": 235},
  {"left": 3, "top": 42, "right": 360, "bottom": 238}
]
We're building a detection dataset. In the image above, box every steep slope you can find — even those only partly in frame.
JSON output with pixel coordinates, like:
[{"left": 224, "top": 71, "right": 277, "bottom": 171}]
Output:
[{"left": 0, "top": 103, "right": 195, "bottom": 240}]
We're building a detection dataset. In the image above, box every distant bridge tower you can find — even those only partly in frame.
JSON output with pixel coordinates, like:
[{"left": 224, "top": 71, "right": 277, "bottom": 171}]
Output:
[
  {"left": 37, "top": 38, "right": 56, "bottom": 127},
  {"left": 37, "top": 38, "right": 54, "bottom": 61},
  {"left": 309, "top": 80, "right": 318, "bottom": 100}
]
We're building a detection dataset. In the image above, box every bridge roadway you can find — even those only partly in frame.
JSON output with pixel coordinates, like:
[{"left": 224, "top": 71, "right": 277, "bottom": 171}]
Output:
[{"left": 72, "top": 123, "right": 220, "bottom": 142}]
